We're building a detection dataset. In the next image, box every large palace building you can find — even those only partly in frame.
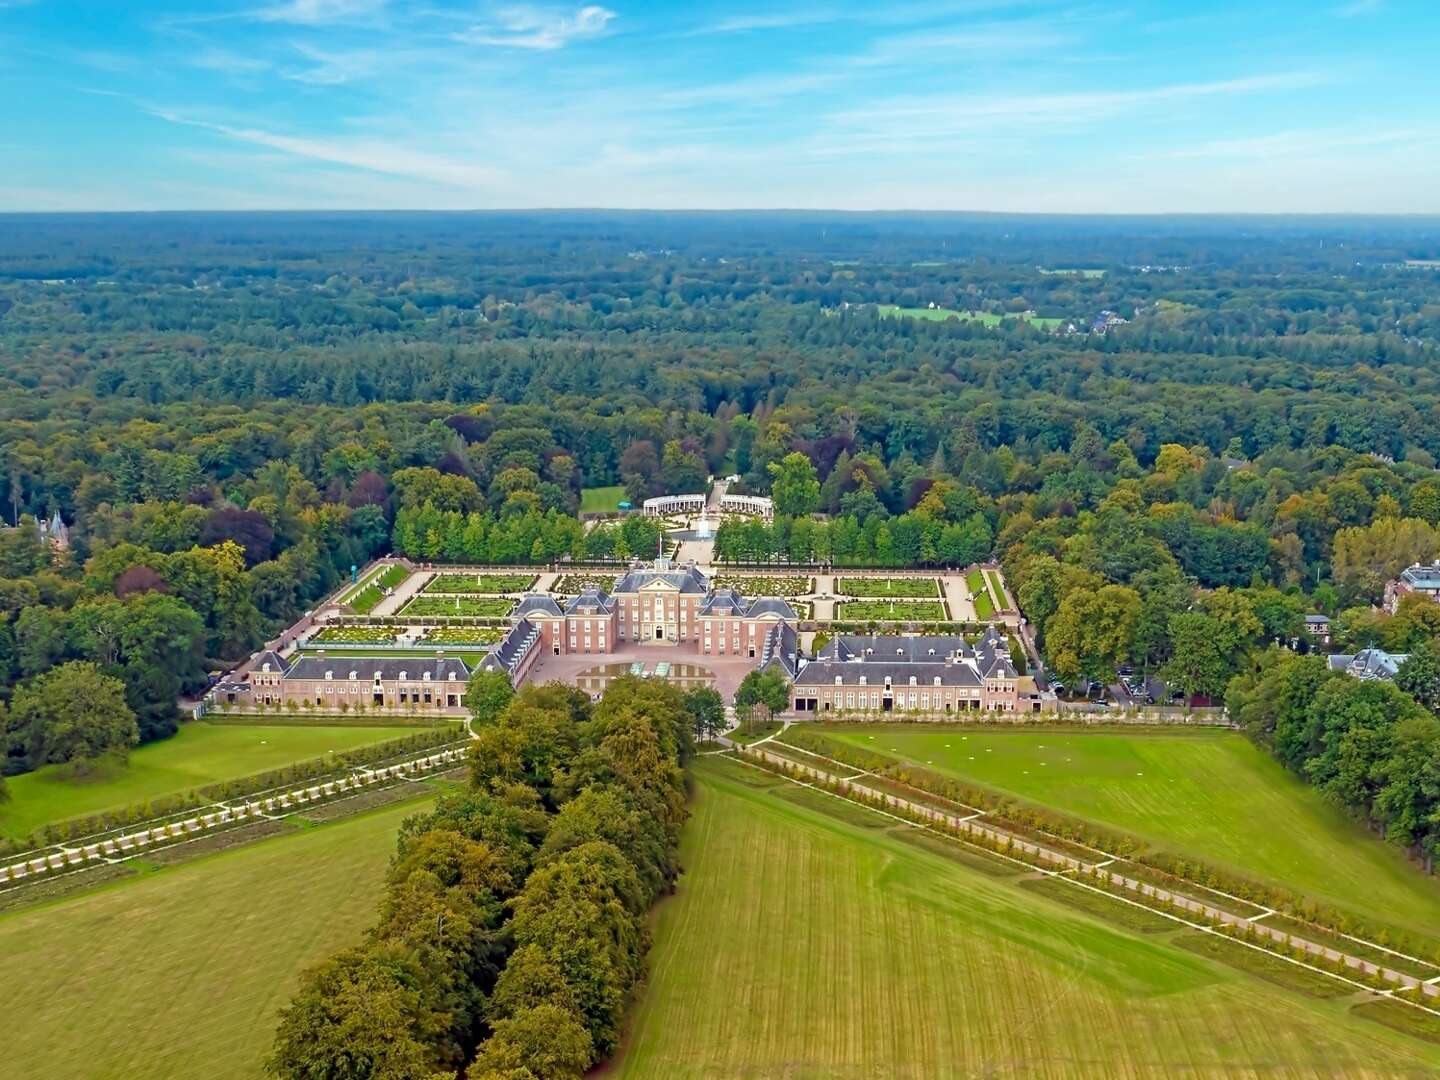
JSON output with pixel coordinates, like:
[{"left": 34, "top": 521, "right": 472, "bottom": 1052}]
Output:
[
  {"left": 224, "top": 559, "right": 1047, "bottom": 719},
  {"left": 507, "top": 560, "right": 798, "bottom": 659}
]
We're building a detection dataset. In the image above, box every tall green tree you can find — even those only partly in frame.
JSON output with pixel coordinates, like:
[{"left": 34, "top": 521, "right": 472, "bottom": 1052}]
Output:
[
  {"left": 8, "top": 661, "right": 139, "bottom": 771},
  {"left": 767, "top": 453, "right": 821, "bottom": 518}
]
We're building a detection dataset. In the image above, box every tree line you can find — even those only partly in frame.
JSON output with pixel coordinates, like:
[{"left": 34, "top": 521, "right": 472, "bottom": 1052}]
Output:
[{"left": 268, "top": 672, "right": 693, "bottom": 1080}]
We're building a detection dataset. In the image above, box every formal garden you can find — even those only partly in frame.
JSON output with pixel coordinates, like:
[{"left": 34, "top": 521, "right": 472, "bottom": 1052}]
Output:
[
  {"left": 552, "top": 573, "right": 620, "bottom": 593},
  {"left": 836, "top": 600, "right": 948, "bottom": 621},
  {"left": 712, "top": 574, "right": 813, "bottom": 597},
  {"left": 837, "top": 577, "right": 941, "bottom": 598},
  {"left": 310, "top": 625, "right": 400, "bottom": 645},
  {"left": 399, "top": 595, "right": 515, "bottom": 618},
  {"left": 420, "top": 572, "right": 537, "bottom": 594},
  {"left": 416, "top": 626, "right": 507, "bottom": 645}
]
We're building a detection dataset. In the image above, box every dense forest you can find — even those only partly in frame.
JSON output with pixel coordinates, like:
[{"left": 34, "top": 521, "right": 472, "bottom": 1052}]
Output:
[{"left": 3, "top": 211, "right": 1440, "bottom": 857}]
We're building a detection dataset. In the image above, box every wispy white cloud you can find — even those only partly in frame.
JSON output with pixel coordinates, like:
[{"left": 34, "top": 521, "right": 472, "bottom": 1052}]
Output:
[
  {"left": 280, "top": 43, "right": 381, "bottom": 84},
  {"left": 1157, "top": 127, "right": 1432, "bottom": 160},
  {"left": 145, "top": 105, "right": 507, "bottom": 190},
  {"left": 454, "top": 4, "right": 615, "bottom": 50},
  {"left": 254, "top": 0, "right": 386, "bottom": 25},
  {"left": 187, "top": 48, "right": 272, "bottom": 75},
  {"left": 687, "top": 9, "right": 839, "bottom": 35}
]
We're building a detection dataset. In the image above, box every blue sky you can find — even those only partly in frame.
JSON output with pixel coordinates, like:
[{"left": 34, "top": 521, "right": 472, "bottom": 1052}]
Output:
[{"left": 1, "top": 0, "right": 1436, "bottom": 211}]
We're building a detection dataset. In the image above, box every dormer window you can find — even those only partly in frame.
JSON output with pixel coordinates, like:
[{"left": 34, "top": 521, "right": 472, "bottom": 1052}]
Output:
[
  {"left": 324, "top": 670, "right": 333, "bottom": 680},
  {"left": 423, "top": 672, "right": 432, "bottom": 681},
  {"left": 448, "top": 672, "right": 457, "bottom": 681},
  {"left": 934, "top": 676, "right": 942, "bottom": 686},
  {"left": 909, "top": 676, "right": 917, "bottom": 686},
  {"left": 835, "top": 675, "right": 843, "bottom": 685},
  {"left": 399, "top": 670, "right": 408, "bottom": 681},
  {"left": 349, "top": 671, "right": 357, "bottom": 680},
  {"left": 858, "top": 675, "right": 867, "bottom": 685}
]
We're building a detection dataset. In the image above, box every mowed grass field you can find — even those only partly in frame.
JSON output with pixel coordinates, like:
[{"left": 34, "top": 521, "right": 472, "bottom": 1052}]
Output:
[
  {"left": 0, "top": 721, "right": 421, "bottom": 840},
  {"left": 581, "top": 484, "right": 626, "bottom": 512},
  {"left": 878, "top": 304, "right": 1064, "bottom": 330},
  {"left": 0, "top": 795, "right": 431, "bottom": 1079},
  {"left": 611, "top": 758, "right": 1440, "bottom": 1078},
  {"left": 819, "top": 726, "right": 1440, "bottom": 936}
]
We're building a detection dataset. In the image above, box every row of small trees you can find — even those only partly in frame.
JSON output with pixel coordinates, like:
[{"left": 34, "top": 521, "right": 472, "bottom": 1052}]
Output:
[{"left": 267, "top": 673, "right": 692, "bottom": 1079}]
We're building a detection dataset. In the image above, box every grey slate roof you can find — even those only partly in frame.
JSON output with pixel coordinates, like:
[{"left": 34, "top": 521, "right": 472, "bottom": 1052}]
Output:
[
  {"left": 759, "top": 621, "right": 800, "bottom": 679},
  {"left": 1328, "top": 648, "right": 1408, "bottom": 681},
  {"left": 821, "top": 634, "right": 971, "bottom": 664},
  {"left": 564, "top": 587, "right": 614, "bottom": 614},
  {"left": 795, "top": 659, "right": 982, "bottom": 687},
  {"left": 515, "top": 594, "right": 563, "bottom": 617},
  {"left": 253, "top": 650, "right": 289, "bottom": 674},
  {"left": 480, "top": 619, "right": 541, "bottom": 675},
  {"left": 745, "top": 597, "right": 798, "bottom": 620},
  {"left": 286, "top": 656, "right": 471, "bottom": 681},
  {"left": 1399, "top": 564, "right": 1440, "bottom": 591},
  {"left": 697, "top": 588, "right": 747, "bottom": 616},
  {"left": 613, "top": 563, "right": 709, "bottom": 595},
  {"left": 1305, "top": 614, "right": 1329, "bottom": 625},
  {"left": 811, "top": 630, "right": 1017, "bottom": 683}
]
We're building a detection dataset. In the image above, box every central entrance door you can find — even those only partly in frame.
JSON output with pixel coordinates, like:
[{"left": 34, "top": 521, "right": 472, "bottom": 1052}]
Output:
[{"left": 655, "top": 625, "right": 664, "bottom": 640}]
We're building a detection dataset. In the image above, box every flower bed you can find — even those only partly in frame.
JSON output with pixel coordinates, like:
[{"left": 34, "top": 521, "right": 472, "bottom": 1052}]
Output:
[
  {"left": 417, "top": 626, "right": 507, "bottom": 646},
  {"left": 712, "top": 574, "right": 812, "bottom": 597},
  {"left": 836, "top": 600, "right": 947, "bottom": 621},
  {"left": 552, "top": 573, "right": 619, "bottom": 594},
  {"left": 422, "top": 573, "right": 537, "bottom": 594},
  {"left": 311, "top": 626, "right": 399, "bottom": 645},
  {"left": 837, "top": 577, "right": 940, "bottom": 598},
  {"left": 400, "top": 595, "right": 515, "bottom": 617}
]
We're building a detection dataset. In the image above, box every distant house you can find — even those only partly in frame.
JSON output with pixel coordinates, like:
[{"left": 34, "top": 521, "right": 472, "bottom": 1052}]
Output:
[
  {"left": 3, "top": 511, "right": 70, "bottom": 553},
  {"left": 1385, "top": 562, "right": 1440, "bottom": 614},
  {"left": 1327, "top": 648, "right": 1408, "bottom": 682},
  {"left": 1304, "top": 614, "right": 1331, "bottom": 646}
]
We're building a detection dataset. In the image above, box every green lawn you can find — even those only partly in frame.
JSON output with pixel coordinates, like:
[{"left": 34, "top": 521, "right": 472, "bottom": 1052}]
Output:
[
  {"left": 581, "top": 485, "right": 626, "bottom": 512},
  {"left": 0, "top": 795, "right": 431, "bottom": 1079},
  {"left": 984, "top": 568, "right": 1008, "bottom": 609},
  {"left": 879, "top": 304, "right": 1063, "bottom": 330},
  {"left": 0, "top": 722, "right": 421, "bottom": 841},
  {"left": 817, "top": 726, "right": 1440, "bottom": 937},
  {"left": 612, "top": 757, "right": 1440, "bottom": 1077},
  {"left": 967, "top": 568, "right": 997, "bottom": 619}
]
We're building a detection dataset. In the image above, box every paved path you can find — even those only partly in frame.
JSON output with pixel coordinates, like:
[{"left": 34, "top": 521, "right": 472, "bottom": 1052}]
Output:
[
  {"left": 729, "top": 739, "right": 1440, "bottom": 1002},
  {"left": 371, "top": 566, "right": 431, "bottom": 617}
]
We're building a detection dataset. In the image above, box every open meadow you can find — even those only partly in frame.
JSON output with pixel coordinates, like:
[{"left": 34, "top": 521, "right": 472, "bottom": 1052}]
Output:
[
  {"left": 815, "top": 726, "right": 1440, "bottom": 937},
  {"left": 580, "top": 485, "right": 626, "bottom": 512},
  {"left": 0, "top": 794, "right": 433, "bottom": 1079},
  {"left": 0, "top": 721, "right": 423, "bottom": 841},
  {"left": 611, "top": 757, "right": 1440, "bottom": 1078}
]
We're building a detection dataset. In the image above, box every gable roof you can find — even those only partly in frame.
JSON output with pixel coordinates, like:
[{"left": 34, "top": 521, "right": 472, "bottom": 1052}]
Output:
[
  {"left": 564, "top": 587, "right": 615, "bottom": 614},
  {"left": 613, "top": 562, "right": 709, "bottom": 595},
  {"left": 252, "top": 650, "right": 290, "bottom": 675},
  {"left": 479, "top": 619, "right": 541, "bottom": 676},
  {"left": 515, "top": 594, "right": 563, "bottom": 618},
  {"left": 745, "top": 597, "right": 797, "bottom": 620}
]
